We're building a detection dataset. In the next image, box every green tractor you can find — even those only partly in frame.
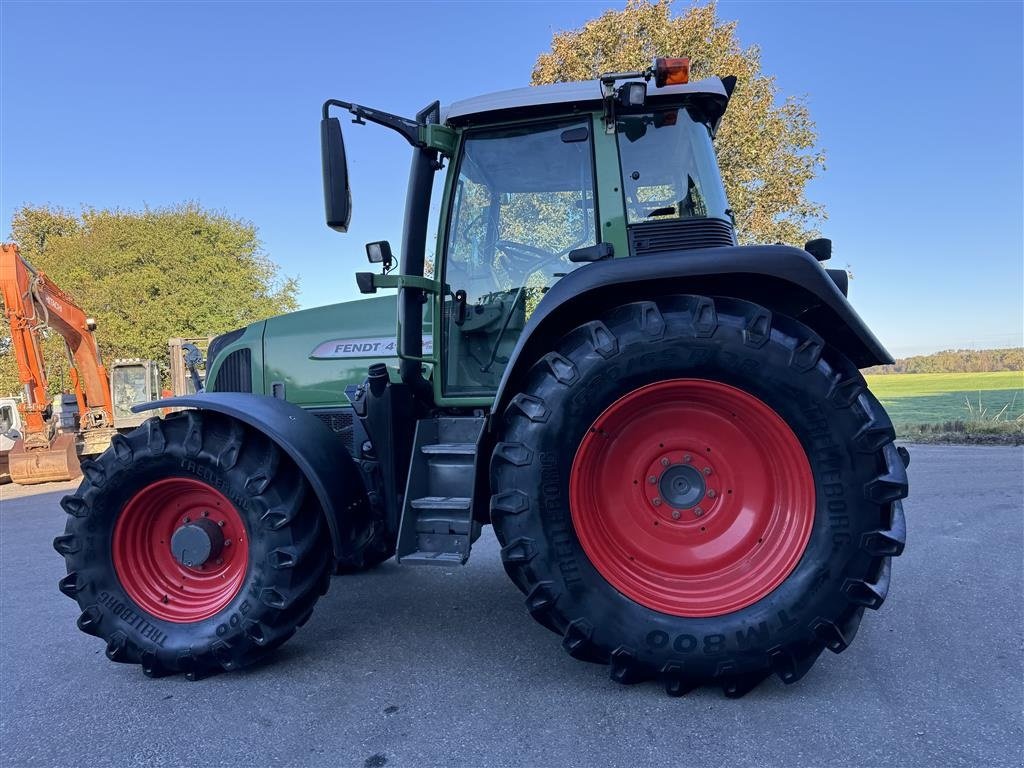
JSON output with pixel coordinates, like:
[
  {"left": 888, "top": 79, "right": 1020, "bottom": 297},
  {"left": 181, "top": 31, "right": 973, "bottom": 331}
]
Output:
[{"left": 55, "top": 58, "right": 908, "bottom": 696}]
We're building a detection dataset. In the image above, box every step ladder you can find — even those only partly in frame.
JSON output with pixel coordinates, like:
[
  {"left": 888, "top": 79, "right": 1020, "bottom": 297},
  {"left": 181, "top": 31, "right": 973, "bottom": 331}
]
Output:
[{"left": 396, "top": 416, "right": 485, "bottom": 565}]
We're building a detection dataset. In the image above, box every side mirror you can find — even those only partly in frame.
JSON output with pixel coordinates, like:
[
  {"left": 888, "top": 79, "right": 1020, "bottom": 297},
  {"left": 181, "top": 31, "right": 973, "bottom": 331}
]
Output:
[
  {"left": 804, "top": 237, "right": 832, "bottom": 262},
  {"left": 321, "top": 117, "right": 351, "bottom": 232},
  {"left": 365, "top": 240, "right": 394, "bottom": 272}
]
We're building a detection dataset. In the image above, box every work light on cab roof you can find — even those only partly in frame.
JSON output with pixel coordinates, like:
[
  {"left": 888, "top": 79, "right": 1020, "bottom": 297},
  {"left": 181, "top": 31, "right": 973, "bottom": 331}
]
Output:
[{"left": 599, "top": 56, "right": 694, "bottom": 130}]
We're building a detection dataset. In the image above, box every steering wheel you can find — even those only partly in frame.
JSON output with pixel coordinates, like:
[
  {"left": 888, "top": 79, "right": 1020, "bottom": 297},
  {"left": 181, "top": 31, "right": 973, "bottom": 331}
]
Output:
[{"left": 494, "top": 239, "right": 563, "bottom": 278}]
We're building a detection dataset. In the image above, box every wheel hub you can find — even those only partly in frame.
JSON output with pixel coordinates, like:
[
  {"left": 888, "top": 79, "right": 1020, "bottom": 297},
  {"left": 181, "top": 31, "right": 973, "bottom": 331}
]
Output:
[
  {"left": 658, "top": 463, "right": 705, "bottom": 509},
  {"left": 170, "top": 518, "right": 225, "bottom": 568},
  {"left": 649, "top": 453, "right": 711, "bottom": 515}
]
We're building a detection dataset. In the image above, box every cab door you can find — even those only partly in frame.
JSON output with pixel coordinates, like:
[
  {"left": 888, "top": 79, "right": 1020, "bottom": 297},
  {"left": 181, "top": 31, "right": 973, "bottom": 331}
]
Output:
[{"left": 439, "top": 119, "right": 599, "bottom": 398}]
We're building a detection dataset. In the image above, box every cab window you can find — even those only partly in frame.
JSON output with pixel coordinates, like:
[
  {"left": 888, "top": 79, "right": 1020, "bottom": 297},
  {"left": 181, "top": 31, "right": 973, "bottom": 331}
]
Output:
[
  {"left": 616, "top": 107, "right": 729, "bottom": 224},
  {"left": 442, "top": 119, "right": 597, "bottom": 396}
]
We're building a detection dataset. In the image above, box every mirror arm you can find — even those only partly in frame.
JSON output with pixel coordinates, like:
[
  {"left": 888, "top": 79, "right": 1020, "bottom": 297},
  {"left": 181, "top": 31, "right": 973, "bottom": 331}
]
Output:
[{"left": 322, "top": 99, "right": 424, "bottom": 148}]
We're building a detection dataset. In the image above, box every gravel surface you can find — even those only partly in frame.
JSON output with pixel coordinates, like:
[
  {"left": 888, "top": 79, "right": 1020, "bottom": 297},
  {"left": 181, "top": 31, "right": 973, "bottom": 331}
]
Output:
[{"left": 1, "top": 444, "right": 1022, "bottom": 767}]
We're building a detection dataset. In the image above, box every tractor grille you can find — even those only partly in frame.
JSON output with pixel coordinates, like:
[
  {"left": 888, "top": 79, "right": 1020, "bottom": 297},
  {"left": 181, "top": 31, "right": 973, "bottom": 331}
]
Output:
[
  {"left": 210, "top": 348, "right": 252, "bottom": 393},
  {"left": 313, "top": 408, "right": 355, "bottom": 454},
  {"left": 629, "top": 218, "right": 735, "bottom": 256}
]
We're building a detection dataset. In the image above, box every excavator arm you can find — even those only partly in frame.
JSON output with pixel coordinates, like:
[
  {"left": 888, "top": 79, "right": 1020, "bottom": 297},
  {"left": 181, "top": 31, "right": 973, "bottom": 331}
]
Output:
[{"left": 0, "top": 243, "right": 113, "bottom": 483}]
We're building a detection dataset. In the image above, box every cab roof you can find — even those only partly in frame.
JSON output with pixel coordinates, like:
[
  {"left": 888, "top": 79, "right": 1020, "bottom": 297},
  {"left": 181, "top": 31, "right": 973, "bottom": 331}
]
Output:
[{"left": 442, "top": 76, "right": 730, "bottom": 128}]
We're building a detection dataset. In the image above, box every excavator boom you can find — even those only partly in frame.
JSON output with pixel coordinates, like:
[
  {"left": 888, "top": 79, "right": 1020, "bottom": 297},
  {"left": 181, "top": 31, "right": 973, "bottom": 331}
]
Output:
[{"left": 0, "top": 243, "right": 114, "bottom": 483}]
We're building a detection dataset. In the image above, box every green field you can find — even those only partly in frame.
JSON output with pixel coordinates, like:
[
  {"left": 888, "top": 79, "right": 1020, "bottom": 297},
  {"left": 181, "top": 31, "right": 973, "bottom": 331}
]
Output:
[{"left": 864, "top": 371, "right": 1024, "bottom": 429}]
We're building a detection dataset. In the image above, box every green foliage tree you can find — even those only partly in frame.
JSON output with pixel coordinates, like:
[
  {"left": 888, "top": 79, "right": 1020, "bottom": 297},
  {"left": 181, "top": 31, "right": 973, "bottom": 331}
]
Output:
[
  {"left": 531, "top": 0, "right": 826, "bottom": 245},
  {"left": 0, "top": 203, "right": 298, "bottom": 395}
]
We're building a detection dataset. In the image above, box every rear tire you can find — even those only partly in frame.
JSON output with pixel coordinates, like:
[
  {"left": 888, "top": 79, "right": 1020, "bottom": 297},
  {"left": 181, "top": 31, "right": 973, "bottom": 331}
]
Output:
[
  {"left": 490, "top": 295, "right": 908, "bottom": 696},
  {"left": 54, "top": 410, "right": 332, "bottom": 678}
]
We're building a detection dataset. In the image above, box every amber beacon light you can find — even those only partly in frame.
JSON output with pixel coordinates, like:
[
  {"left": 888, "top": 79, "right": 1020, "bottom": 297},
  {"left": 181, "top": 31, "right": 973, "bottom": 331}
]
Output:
[{"left": 654, "top": 57, "right": 690, "bottom": 87}]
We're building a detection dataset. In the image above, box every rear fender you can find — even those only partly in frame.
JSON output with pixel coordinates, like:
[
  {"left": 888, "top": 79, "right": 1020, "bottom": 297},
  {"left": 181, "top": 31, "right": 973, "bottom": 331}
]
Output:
[
  {"left": 491, "top": 244, "right": 892, "bottom": 423},
  {"left": 135, "top": 393, "right": 368, "bottom": 561}
]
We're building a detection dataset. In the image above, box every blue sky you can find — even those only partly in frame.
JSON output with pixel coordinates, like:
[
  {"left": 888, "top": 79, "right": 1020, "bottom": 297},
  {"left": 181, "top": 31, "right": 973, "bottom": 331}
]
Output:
[{"left": 2, "top": 1, "right": 1021, "bottom": 357}]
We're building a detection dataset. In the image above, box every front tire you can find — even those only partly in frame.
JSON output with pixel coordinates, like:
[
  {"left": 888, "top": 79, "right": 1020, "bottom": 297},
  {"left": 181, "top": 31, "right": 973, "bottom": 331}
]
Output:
[
  {"left": 54, "top": 410, "right": 332, "bottom": 678},
  {"left": 490, "top": 295, "right": 908, "bottom": 696}
]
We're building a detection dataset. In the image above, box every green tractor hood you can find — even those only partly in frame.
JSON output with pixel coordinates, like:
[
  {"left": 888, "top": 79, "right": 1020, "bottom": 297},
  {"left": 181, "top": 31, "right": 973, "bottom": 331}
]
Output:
[{"left": 207, "top": 294, "right": 433, "bottom": 407}]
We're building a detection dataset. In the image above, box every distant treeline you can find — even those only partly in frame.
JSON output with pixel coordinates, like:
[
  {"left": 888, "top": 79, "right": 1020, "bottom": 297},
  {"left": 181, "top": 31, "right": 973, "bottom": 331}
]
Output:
[{"left": 865, "top": 347, "right": 1024, "bottom": 375}]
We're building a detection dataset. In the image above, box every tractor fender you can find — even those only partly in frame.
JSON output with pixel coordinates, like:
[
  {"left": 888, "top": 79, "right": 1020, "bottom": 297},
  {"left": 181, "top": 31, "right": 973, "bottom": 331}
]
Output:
[
  {"left": 491, "top": 244, "right": 892, "bottom": 426},
  {"left": 134, "top": 393, "right": 368, "bottom": 561}
]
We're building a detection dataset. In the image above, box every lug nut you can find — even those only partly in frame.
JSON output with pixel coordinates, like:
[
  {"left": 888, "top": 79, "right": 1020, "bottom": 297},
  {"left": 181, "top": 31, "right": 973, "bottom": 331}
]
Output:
[
  {"left": 694, "top": 507, "right": 704, "bottom": 517},
  {"left": 671, "top": 510, "right": 681, "bottom": 520},
  {"left": 215, "top": 558, "right": 223, "bottom": 565},
  {"left": 660, "top": 457, "right": 670, "bottom": 467},
  {"left": 702, "top": 467, "right": 712, "bottom": 476},
  {"left": 218, "top": 520, "right": 225, "bottom": 527},
  {"left": 183, "top": 516, "right": 191, "bottom": 523},
  {"left": 652, "top": 498, "right": 662, "bottom": 507},
  {"left": 201, "top": 510, "right": 209, "bottom": 517},
  {"left": 707, "top": 489, "right": 717, "bottom": 499},
  {"left": 224, "top": 539, "right": 232, "bottom": 547},
  {"left": 648, "top": 476, "right": 657, "bottom": 484}
]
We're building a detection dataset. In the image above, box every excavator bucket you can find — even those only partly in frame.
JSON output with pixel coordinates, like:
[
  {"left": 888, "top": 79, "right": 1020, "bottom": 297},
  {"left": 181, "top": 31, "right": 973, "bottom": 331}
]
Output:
[{"left": 8, "top": 434, "right": 82, "bottom": 485}]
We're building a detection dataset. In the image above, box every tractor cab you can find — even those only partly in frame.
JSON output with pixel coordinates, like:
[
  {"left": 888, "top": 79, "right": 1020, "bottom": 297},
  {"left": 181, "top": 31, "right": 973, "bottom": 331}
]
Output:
[
  {"left": 437, "top": 88, "right": 736, "bottom": 396},
  {"left": 322, "top": 59, "right": 735, "bottom": 406}
]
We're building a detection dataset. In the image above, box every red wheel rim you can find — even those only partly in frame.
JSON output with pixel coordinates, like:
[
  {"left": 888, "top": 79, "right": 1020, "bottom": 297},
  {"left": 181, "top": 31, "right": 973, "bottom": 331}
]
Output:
[
  {"left": 112, "top": 477, "right": 249, "bottom": 622},
  {"left": 570, "top": 379, "right": 815, "bottom": 617}
]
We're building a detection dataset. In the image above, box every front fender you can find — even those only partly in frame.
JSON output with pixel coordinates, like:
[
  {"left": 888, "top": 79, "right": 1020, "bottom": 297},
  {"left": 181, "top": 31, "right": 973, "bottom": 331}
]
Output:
[
  {"left": 134, "top": 393, "right": 367, "bottom": 561},
  {"left": 491, "top": 244, "right": 892, "bottom": 422}
]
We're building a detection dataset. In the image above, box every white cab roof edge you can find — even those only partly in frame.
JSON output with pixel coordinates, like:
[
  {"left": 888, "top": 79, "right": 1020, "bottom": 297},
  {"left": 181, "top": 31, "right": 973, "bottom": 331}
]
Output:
[{"left": 442, "top": 77, "right": 727, "bottom": 124}]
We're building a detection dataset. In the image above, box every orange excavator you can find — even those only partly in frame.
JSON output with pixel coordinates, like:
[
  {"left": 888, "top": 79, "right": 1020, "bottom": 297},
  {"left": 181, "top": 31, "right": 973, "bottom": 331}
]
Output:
[{"left": 0, "top": 243, "right": 116, "bottom": 484}]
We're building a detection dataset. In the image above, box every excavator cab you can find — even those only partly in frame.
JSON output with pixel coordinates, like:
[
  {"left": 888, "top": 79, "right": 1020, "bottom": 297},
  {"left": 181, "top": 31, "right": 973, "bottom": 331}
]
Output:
[{"left": 110, "top": 358, "right": 161, "bottom": 430}]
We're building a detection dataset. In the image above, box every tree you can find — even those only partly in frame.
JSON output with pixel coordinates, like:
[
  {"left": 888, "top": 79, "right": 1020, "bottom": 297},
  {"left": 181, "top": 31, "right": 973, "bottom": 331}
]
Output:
[
  {"left": 532, "top": 0, "right": 826, "bottom": 245},
  {"left": 0, "top": 203, "right": 298, "bottom": 395},
  {"left": 865, "top": 348, "right": 1024, "bottom": 375}
]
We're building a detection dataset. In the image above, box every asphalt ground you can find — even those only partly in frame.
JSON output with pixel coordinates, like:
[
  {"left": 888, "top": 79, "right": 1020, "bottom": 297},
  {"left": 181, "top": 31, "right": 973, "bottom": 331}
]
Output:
[{"left": 1, "top": 444, "right": 1022, "bottom": 768}]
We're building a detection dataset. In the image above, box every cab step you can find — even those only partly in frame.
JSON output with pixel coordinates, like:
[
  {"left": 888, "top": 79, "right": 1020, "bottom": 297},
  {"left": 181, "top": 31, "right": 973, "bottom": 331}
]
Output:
[
  {"left": 421, "top": 443, "right": 476, "bottom": 456},
  {"left": 396, "top": 416, "right": 484, "bottom": 566}
]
